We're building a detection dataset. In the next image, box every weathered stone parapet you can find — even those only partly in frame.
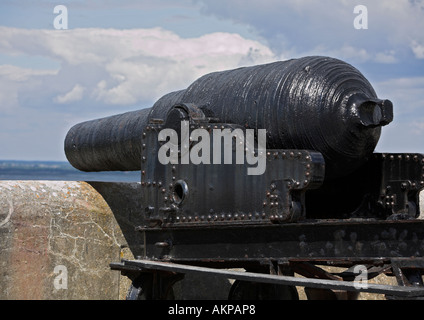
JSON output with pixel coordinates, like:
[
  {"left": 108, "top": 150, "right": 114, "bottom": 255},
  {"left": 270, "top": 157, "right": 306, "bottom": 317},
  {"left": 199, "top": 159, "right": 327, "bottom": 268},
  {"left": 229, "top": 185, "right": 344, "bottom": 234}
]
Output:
[
  {"left": 0, "top": 181, "right": 423, "bottom": 300},
  {"left": 421, "top": 191, "right": 424, "bottom": 218},
  {"left": 0, "top": 180, "right": 142, "bottom": 300}
]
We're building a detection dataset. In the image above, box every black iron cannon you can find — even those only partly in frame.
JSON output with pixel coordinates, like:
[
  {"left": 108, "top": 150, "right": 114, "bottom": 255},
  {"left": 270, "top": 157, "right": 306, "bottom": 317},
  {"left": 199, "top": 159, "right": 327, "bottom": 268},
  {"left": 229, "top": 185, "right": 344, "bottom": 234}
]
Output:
[
  {"left": 65, "top": 56, "right": 424, "bottom": 300},
  {"left": 65, "top": 56, "right": 393, "bottom": 179},
  {"left": 65, "top": 56, "right": 418, "bottom": 224}
]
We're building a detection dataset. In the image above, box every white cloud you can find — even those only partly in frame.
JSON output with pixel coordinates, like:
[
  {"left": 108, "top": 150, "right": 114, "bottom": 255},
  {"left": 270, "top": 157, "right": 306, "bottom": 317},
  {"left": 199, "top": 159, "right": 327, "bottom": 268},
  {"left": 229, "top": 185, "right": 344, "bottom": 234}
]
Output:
[
  {"left": 371, "top": 75, "right": 424, "bottom": 153},
  {"left": 0, "top": 64, "right": 58, "bottom": 113},
  {"left": 0, "top": 27, "right": 276, "bottom": 108},
  {"left": 412, "top": 120, "right": 424, "bottom": 135},
  {"left": 0, "top": 64, "right": 57, "bottom": 81},
  {"left": 297, "top": 44, "right": 398, "bottom": 65},
  {"left": 197, "top": 0, "right": 424, "bottom": 62},
  {"left": 374, "top": 76, "right": 424, "bottom": 115},
  {"left": 323, "top": 45, "right": 371, "bottom": 64},
  {"left": 411, "top": 41, "right": 424, "bottom": 59},
  {"left": 55, "top": 84, "right": 85, "bottom": 104},
  {"left": 0, "top": 25, "right": 277, "bottom": 160},
  {"left": 374, "top": 51, "right": 397, "bottom": 64}
]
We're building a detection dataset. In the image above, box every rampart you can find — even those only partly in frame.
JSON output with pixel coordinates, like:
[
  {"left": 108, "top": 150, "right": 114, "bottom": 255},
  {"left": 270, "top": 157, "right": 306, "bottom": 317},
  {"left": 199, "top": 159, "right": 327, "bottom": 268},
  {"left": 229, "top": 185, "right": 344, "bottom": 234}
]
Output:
[{"left": 0, "top": 180, "right": 422, "bottom": 299}]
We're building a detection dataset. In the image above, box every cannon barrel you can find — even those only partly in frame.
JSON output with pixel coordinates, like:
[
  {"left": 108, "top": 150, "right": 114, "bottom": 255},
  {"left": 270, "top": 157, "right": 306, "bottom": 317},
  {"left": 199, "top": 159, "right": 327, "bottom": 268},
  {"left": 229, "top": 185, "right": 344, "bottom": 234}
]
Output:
[
  {"left": 65, "top": 108, "right": 150, "bottom": 172},
  {"left": 65, "top": 56, "right": 393, "bottom": 179}
]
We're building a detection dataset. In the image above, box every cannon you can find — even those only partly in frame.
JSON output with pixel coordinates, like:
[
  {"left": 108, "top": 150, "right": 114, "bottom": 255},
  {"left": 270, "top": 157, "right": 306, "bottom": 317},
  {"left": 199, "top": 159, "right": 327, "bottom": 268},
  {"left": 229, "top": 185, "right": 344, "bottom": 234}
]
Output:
[
  {"left": 66, "top": 56, "right": 393, "bottom": 179},
  {"left": 65, "top": 56, "right": 424, "bottom": 300},
  {"left": 65, "top": 56, "right": 422, "bottom": 223}
]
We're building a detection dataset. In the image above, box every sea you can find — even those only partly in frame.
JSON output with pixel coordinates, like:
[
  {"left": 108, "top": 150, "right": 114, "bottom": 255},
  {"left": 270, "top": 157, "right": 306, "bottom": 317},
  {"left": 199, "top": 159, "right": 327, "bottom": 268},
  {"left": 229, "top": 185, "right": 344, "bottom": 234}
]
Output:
[{"left": 0, "top": 160, "right": 140, "bottom": 182}]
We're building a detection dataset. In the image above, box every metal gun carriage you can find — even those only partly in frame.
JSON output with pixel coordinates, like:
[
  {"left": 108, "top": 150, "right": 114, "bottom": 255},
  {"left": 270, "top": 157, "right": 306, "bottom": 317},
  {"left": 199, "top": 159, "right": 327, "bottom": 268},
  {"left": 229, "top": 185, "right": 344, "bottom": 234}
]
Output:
[{"left": 65, "top": 56, "right": 424, "bottom": 299}]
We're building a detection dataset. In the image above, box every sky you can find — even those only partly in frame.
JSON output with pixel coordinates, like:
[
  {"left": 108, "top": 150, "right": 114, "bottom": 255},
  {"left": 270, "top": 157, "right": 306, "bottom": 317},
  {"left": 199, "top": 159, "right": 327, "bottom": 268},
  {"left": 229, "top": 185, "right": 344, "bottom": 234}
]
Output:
[{"left": 0, "top": 0, "right": 423, "bottom": 161}]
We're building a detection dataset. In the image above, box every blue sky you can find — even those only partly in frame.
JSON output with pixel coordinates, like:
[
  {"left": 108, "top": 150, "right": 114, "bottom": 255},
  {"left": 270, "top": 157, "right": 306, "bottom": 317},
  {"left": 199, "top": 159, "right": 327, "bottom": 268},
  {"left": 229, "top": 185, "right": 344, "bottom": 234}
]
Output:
[{"left": 0, "top": 0, "right": 423, "bottom": 161}]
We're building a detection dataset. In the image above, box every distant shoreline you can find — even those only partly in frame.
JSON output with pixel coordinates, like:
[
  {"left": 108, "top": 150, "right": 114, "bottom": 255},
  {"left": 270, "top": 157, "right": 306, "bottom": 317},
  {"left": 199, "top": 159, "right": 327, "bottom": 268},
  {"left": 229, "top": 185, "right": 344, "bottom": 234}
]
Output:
[{"left": 0, "top": 160, "right": 140, "bottom": 182}]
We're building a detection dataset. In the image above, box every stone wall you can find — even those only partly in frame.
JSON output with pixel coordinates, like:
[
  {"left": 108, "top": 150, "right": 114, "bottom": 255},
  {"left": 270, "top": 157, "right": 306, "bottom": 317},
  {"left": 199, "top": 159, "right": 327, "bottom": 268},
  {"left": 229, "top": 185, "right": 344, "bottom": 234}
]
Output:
[
  {"left": 0, "top": 181, "right": 423, "bottom": 300},
  {"left": 420, "top": 191, "right": 424, "bottom": 219},
  {"left": 0, "top": 180, "right": 143, "bottom": 300}
]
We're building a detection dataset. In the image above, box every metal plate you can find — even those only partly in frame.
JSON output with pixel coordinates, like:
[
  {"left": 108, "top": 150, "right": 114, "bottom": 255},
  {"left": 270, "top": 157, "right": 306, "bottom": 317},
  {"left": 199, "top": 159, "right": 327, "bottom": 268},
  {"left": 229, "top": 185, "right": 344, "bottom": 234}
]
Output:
[{"left": 141, "top": 219, "right": 424, "bottom": 264}]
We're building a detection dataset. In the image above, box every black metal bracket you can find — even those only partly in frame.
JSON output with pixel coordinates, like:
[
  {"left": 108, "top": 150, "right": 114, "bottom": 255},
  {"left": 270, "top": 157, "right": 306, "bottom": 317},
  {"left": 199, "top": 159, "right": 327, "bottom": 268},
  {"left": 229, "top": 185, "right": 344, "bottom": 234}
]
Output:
[
  {"left": 375, "top": 153, "right": 424, "bottom": 218},
  {"left": 139, "top": 104, "right": 325, "bottom": 228},
  {"left": 304, "top": 152, "right": 424, "bottom": 220}
]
